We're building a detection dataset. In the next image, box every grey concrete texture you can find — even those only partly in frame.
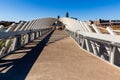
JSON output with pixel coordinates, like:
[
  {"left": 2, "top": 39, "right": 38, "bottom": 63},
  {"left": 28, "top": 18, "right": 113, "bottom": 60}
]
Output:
[{"left": 0, "top": 30, "right": 120, "bottom": 80}]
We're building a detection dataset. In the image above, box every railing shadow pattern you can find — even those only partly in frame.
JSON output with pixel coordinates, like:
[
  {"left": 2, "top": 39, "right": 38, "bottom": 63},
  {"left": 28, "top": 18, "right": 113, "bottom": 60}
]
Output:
[{"left": 0, "top": 30, "right": 54, "bottom": 80}]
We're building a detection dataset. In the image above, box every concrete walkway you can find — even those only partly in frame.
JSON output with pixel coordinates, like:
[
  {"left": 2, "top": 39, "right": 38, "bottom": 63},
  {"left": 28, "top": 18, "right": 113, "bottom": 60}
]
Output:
[{"left": 1, "top": 30, "right": 120, "bottom": 80}]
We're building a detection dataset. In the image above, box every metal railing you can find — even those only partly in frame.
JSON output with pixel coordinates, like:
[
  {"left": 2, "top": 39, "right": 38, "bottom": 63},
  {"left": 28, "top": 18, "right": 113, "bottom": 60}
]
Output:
[
  {"left": 66, "top": 29, "right": 120, "bottom": 66},
  {"left": 0, "top": 28, "right": 53, "bottom": 58}
]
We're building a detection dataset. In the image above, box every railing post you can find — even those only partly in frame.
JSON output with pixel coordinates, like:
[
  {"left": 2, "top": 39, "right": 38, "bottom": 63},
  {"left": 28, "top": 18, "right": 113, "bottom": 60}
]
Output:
[
  {"left": 90, "top": 41, "right": 99, "bottom": 56},
  {"left": 34, "top": 32, "right": 37, "bottom": 39},
  {"left": 78, "top": 34, "right": 80, "bottom": 45},
  {"left": 36, "top": 31, "right": 39, "bottom": 38},
  {"left": 84, "top": 39, "right": 93, "bottom": 52},
  {"left": 15, "top": 35, "right": 22, "bottom": 49},
  {"left": 25, "top": 30, "right": 32, "bottom": 43},
  {"left": 110, "top": 46, "right": 116, "bottom": 64},
  {"left": 39, "top": 30, "right": 42, "bottom": 37},
  {"left": 99, "top": 43, "right": 108, "bottom": 60},
  {"left": 28, "top": 30, "right": 31, "bottom": 42},
  {"left": 81, "top": 38, "right": 85, "bottom": 48},
  {"left": 41, "top": 29, "right": 43, "bottom": 36},
  {"left": 79, "top": 35, "right": 84, "bottom": 46}
]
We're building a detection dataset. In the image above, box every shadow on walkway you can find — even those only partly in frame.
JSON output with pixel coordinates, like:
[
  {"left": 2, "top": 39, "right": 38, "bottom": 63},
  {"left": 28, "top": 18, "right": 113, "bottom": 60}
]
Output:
[{"left": 0, "top": 31, "right": 54, "bottom": 80}]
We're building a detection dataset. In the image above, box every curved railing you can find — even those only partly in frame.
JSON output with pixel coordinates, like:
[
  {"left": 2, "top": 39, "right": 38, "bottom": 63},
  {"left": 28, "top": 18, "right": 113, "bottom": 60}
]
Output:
[
  {"left": 0, "top": 18, "right": 57, "bottom": 58},
  {"left": 59, "top": 18, "right": 120, "bottom": 66},
  {"left": 0, "top": 28, "right": 53, "bottom": 58},
  {"left": 66, "top": 29, "right": 120, "bottom": 66}
]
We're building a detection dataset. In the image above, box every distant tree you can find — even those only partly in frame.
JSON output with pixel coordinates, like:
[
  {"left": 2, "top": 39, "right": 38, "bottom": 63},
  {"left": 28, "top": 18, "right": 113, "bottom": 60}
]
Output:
[
  {"left": 57, "top": 16, "right": 60, "bottom": 19},
  {"left": 66, "top": 12, "right": 69, "bottom": 17}
]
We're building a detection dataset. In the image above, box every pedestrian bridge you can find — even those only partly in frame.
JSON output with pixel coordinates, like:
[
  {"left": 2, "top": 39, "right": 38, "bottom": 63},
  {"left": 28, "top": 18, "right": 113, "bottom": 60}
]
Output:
[{"left": 0, "top": 18, "right": 120, "bottom": 80}]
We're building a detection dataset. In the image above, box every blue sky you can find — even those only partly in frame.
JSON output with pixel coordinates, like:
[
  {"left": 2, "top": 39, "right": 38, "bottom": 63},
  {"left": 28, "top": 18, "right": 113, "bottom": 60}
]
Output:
[{"left": 0, "top": 0, "right": 120, "bottom": 21}]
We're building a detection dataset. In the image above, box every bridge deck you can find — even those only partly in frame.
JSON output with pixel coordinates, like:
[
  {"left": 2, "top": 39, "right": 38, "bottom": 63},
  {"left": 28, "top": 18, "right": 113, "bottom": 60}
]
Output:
[{"left": 1, "top": 30, "right": 120, "bottom": 80}]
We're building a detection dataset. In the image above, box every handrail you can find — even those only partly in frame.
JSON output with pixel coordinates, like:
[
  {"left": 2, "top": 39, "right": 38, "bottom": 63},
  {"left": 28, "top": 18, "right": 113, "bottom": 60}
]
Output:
[
  {"left": 0, "top": 27, "right": 53, "bottom": 58},
  {"left": 0, "top": 28, "right": 52, "bottom": 40},
  {"left": 66, "top": 29, "right": 120, "bottom": 66},
  {"left": 77, "top": 31, "right": 120, "bottom": 47}
]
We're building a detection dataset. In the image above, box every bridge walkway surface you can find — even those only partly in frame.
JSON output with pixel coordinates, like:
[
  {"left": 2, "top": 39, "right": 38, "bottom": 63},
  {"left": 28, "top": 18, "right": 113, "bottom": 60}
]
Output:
[{"left": 0, "top": 30, "right": 120, "bottom": 80}]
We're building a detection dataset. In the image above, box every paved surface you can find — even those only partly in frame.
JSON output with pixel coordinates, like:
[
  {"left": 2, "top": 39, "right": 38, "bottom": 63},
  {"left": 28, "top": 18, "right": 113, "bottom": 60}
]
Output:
[{"left": 1, "top": 30, "right": 120, "bottom": 80}]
